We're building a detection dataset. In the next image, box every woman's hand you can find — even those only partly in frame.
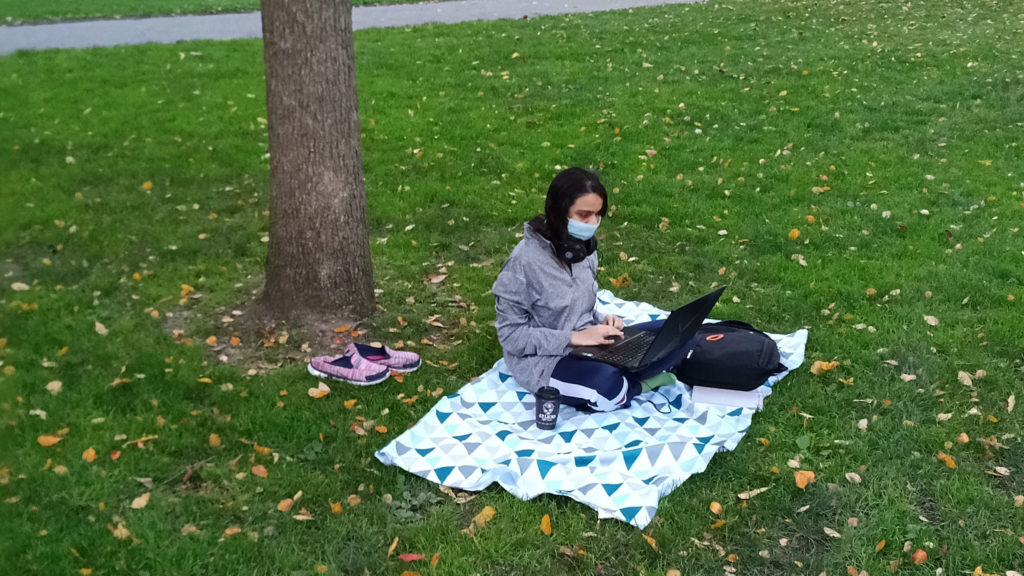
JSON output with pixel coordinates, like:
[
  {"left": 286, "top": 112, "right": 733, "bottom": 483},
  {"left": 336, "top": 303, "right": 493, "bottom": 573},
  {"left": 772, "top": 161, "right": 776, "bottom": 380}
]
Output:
[
  {"left": 571, "top": 324, "right": 624, "bottom": 347},
  {"left": 602, "top": 314, "right": 624, "bottom": 331}
]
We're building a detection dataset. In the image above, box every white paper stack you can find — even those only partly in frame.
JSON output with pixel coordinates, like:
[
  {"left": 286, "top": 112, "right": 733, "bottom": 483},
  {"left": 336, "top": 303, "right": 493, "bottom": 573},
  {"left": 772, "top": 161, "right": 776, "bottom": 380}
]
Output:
[{"left": 689, "top": 386, "right": 766, "bottom": 410}]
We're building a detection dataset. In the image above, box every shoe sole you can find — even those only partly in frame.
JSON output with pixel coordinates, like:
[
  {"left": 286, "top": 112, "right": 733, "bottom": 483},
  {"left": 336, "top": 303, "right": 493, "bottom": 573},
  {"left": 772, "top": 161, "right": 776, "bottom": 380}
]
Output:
[
  {"left": 307, "top": 363, "right": 390, "bottom": 386},
  {"left": 385, "top": 358, "right": 422, "bottom": 374}
]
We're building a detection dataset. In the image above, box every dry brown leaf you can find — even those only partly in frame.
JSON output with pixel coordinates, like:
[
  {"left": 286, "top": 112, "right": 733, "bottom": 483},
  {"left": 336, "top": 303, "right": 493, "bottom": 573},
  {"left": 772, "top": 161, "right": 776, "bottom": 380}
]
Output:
[
  {"left": 937, "top": 451, "right": 956, "bottom": 469},
  {"left": 875, "top": 539, "right": 886, "bottom": 551},
  {"left": 431, "top": 552, "right": 440, "bottom": 567},
  {"left": 331, "top": 501, "right": 343, "bottom": 514},
  {"left": 82, "top": 447, "right": 97, "bottom": 463},
  {"left": 209, "top": 433, "right": 221, "bottom": 447},
  {"left": 425, "top": 273, "right": 448, "bottom": 284},
  {"left": 845, "top": 472, "right": 862, "bottom": 484},
  {"left": 224, "top": 526, "right": 241, "bottom": 537},
  {"left": 461, "top": 505, "right": 496, "bottom": 536},
  {"left": 923, "top": 315, "right": 939, "bottom": 326},
  {"left": 824, "top": 527, "right": 841, "bottom": 538},
  {"left": 540, "top": 514, "right": 552, "bottom": 536},
  {"left": 738, "top": 486, "right": 770, "bottom": 500},
  {"left": 794, "top": 470, "right": 816, "bottom": 490},
  {"left": 788, "top": 228, "right": 801, "bottom": 240},
  {"left": 307, "top": 381, "right": 330, "bottom": 399},
  {"left": 343, "top": 399, "right": 357, "bottom": 409},
  {"left": 109, "top": 522, "right": 130, "bottom": 540},
  {"left": 252, "top": 465, "right": 269, "bottom": 478},
  {"left": 388, "top": 536, "right": 399, "bottom": 556},
  {"left": 37, "top": 435, "right": 62, "bottom": 447},
  {"left": 131, "top": 493, "right": 151, "bottom": 509},
  {"left": 347, "top": 494, "right": 361, "bottom": 507},
  {"left": 277, "top": 498, "right": 296, "bottom": 512},
  {"left": 709, "top": 501, "right": 723, "bottom": 515},
  {"left": 95, "top": 321, "right": 109, "bottom": 336},
  {"left": 642, "top": 533, "right": 658, "bottom": 550},
  {"left": 912, "top": 549, "right": 928, "bottom": 564},
  {"left": 958, "top": 371, "right": 974, "bottom": 387},
  {"left": 809, "top": 360, "right": 838, "bottom": 375},
  {"left": 181, "top": 524, "right": 201, "bottom": 535}
]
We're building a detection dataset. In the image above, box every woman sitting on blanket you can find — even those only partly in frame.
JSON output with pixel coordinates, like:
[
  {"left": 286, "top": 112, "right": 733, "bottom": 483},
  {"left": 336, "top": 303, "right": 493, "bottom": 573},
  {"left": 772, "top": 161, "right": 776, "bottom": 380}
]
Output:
[{"left": 492, "top": 167, "right": 684, "bottom": 411}]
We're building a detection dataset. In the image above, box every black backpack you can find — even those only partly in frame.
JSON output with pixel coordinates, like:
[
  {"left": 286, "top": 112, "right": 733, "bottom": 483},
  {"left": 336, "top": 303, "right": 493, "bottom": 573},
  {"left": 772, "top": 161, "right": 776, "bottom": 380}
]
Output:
[{"left": 672, "top": 320, "right": 787, "bottom": 391}]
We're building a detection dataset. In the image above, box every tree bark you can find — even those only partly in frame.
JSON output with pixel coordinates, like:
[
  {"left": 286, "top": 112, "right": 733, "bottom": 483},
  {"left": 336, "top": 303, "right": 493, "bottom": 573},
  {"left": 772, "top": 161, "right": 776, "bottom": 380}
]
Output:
[{"left": 259, "top": 0, "right": 375, "bottom": 320}]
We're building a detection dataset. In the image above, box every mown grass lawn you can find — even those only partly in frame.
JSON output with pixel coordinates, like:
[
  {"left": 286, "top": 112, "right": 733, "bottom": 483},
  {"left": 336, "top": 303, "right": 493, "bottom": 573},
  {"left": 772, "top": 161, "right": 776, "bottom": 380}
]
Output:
[
  {"left": 1, "top": 0, "right": 1023, "bottom": 574},
  {"left": 1, "top": 0, "right": 438, "bottom": 25}
]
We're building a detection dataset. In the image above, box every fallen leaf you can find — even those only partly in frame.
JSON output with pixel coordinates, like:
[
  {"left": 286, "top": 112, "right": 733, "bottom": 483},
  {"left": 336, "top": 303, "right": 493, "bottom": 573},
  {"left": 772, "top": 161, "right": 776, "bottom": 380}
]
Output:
[
  {"left": 292, "top": 507, "right": 314, "bottom": 521},
  {"left": 206, "top": 336, "right": 218, "bottom": 347},
  {"left": 461, "top": 505, "right": 496, "bottom": 536},
  {"left": 824, "top": 527, "right": 841, "bottom": 538},
  {"left": 399, "top": 553, "right": 424, "bottom": 562},
  {"left": 37, "top": 435, "right": 62, "bottom": 447},
  {"left": 331, "top": 501, "right": 343, "bottom": 514},
  {"left": 224, "top": 526, "right": 241, "bottom": 537},
  {"left": 809, "top": 360, "right": 838, "bottom": 375},
  {"left": 956, "top": 432, "right": 970, "bottom": 444},
  {"left": 845, "top": 472, "right": 862, "bottom": 484},
  {"left": 431, "top": 552, "right": 440, "bottom": 567},
  {"left": 1008, "top": 394, "right": 1016, "bottom": 413},
  {"left": 937, "top": 451, "right": 956, "bottom": 469},
  {"left": 94, "top": 321, "right": 109, "bottom": 336},
  {"left": 277, "top": 498, "right": 296, "bottom": 512},
  {"left": 923, "top": 315, "right": 939, "bottom": 326},
  {"left": 1014, "top": 495, "right": 1023, "bottom": 507},
  {"left": 912, "top": 549, "right": 928, "bottom": 564},
  {"left": 738, "top": 486, "right": 770, "bottom": 500},
  {"left": 425, "top": 273, "right": 448, "bottom": 284},
  {"left": 181, "top": 524, "right": 201, "bottom": 535},
  {"left": 109, "top": 523, "right": 131, "bottom": 540},
  {"left": 343, "top": 399, "right": 357, "bottom": 409},
  {"left": 609, "top": 273, "right": 631, "bottom": 289},
  {"left": 794, "top": 470, "right": 816, "bottom": 490},
  {"left": 709, "top": 501, "right": 723, "bottom": 515},
  {"left": 316, "top": 566, "right": 327, "bottom": 574},
  {"left": 900, "top": 373, "right": 917, "bottom": 382},
  {"left": 788, "top": 228, "right": 801, "bottom": 240},
  {"left": 252, "top": 465, "right": 268, "bottom": 478},
  {"left": 209, "top": 433, "right": 221, "bottom": 447},
  {"left": 131, "top": 493, "right": 151, "bottom": 509},
  {"left": 141, "top": 181, "right": 154, "bottom": 190},
  {"left": 710, "top": 519, "right": 726, "bottom": 529},
  {"left": 642, "top": 533, "right": 658, "bottom": 550},
  {"left": 307, "top": 381, "right": 331, "bottom": 399},
  {"left": 388, "top": 536, "right": 399, "bottom": 556},
  {"left": 667, "top": 571, "right": 682, "bottom": 576},
  {"left": 540, "top": 514, "right": 552, "bottom": 536},
  {"left": 82, "top": 447, "right": 97, "bottom": 463},
  {"left": 958, "top": 371, "right": 974, "bottom": 387},
  {"left": 347, "top": 494, "right": 361, "bottom": 507},
  {"left": 46, "top": 381, "right": 62, "bottom": 395},
  {"left": 876, "top": 539, "right": 886, "bottom": 551}
]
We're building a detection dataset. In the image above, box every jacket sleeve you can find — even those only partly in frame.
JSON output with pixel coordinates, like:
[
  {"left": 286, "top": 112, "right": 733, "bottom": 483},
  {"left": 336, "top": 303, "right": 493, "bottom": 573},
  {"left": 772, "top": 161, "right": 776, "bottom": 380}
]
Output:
[
  {"left": 589, "top": 252, "right": 606, "bottom": 324},
  {"left": 493, "top": 263, "right": 574, "bottom": 357}
]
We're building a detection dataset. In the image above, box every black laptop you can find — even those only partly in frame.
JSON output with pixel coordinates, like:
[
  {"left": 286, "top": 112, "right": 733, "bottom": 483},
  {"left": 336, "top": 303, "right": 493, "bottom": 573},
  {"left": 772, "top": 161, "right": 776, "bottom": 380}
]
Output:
[{"left": 570, "top": 286, "right": 726, "bottom": 370}]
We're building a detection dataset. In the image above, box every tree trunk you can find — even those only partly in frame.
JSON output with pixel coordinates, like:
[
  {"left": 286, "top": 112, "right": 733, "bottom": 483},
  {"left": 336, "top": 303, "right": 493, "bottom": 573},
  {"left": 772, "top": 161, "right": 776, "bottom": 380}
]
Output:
[{"left": 259, "top": 0, "right": 375, "bottom": 320}]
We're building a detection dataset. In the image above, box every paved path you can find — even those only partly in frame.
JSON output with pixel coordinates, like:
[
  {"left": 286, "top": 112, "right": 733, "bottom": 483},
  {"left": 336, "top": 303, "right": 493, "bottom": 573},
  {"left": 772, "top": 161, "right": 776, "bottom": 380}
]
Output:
[{"left": 0, "top": 0, "right": 700, "bottom": 55}]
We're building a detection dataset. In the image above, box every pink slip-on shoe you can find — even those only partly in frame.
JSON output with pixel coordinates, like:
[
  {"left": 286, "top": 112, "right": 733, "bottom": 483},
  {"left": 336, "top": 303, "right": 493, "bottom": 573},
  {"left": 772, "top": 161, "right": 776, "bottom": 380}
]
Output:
[
  {"left": 351, "top": 342, "right": 422, "bottom": 373},
  {"left": 308, "top": 344, "right": 390, "bottom": 386}
]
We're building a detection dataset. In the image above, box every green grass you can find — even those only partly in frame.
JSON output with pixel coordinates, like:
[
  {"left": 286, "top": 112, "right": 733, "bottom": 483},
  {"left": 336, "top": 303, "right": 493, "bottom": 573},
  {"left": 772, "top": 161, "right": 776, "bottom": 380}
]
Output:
[
  {"left": 1, "top": 0, "right": 443, "bottom": 25},
  {"left": 2, "top": 0, "right": 1023, "bottom": 574}
]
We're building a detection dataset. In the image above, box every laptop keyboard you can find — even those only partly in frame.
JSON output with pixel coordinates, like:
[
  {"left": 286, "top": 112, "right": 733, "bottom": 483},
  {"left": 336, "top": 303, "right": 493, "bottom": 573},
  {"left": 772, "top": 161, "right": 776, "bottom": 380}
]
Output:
[{"left": 591, "top": 331, "right": 657, "bottom": 368}]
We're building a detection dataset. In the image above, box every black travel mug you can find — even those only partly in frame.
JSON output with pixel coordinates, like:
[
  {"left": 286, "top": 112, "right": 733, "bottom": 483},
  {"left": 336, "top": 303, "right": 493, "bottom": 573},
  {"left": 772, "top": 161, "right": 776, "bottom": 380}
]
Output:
[{"left": 535, "top": 386, "right": 561, "bottom": 430}]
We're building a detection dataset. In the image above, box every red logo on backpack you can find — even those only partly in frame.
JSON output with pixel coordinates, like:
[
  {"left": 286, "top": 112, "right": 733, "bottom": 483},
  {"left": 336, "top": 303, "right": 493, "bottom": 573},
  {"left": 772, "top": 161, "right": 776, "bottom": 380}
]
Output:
[{"left": 706, "top": 333, "right": 724, "bottom": 342}]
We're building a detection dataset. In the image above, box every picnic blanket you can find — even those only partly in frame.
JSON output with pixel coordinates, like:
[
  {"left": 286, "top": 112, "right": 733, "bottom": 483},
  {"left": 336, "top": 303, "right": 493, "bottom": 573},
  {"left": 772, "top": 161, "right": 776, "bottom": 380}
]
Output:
[{"left": 375, "top": 290, "right": 808, "bottom": 528}]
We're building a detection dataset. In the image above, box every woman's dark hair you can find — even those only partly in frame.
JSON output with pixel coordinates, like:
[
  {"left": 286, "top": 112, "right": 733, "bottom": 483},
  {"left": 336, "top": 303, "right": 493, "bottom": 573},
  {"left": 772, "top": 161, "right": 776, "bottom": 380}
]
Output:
[{"left": 544, "top": 167, "right": 608, "bottom": 239}]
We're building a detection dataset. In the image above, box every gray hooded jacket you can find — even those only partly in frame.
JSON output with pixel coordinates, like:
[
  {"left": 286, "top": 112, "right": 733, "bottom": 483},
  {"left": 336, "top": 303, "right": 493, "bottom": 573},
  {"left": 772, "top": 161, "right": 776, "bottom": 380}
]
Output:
[{"left": 491, "top": 221, "right": 607, "bottom": 394}]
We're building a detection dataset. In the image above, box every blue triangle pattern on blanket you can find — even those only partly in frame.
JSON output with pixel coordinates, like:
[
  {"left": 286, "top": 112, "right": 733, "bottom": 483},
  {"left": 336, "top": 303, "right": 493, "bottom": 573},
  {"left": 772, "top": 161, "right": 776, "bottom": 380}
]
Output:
[
  {"left": 622, "top": 448, "right": 642, "bottom": 470},
  {"left": 415, "top": 447, "right": 434, "bottom": 457},
  {"left": 649, "top": 313, "right": 661, "bottom": 320},
  {"left": 559, "top": 430, "right": 576, "bottom": 443},
  {"left": 537, "top": 460, "right": 556, "bottom": 479},
  {"left": 727, "top": 407, "right": 743, "bottom": 417},
  {"left": 574, "top": 455, "right": 595, "bottom": 467},
  {"left": 499, "top": 372, "right": 510, "bottom": 383},
  {"left": 602, "top": 422, "right": 620, "bottom": 432},
  {"left": 619, "top": 506, "right": 642, "bottom": 524},
  {"left": 515, "top": 449, "right": 535, "bottom": 457},
  {"left": 434, "top": 466, "right": 454, "bottom": 483},
  {"left": 478, "top": 402, "right": 497, "bottom": 413},
  {"left": 453, "top": 433, "right": 471, "bottom": 442},
  {"left": 436, "top": 411, "right": 452, "bottom": 423},
  {"left": 602, "top": 483, "right": 622, "bottom": 496},
  {"left": 633, "top": 416, "right": 650, "bottom": 427},
  {"left": 495, "top": 430, "right": 512, "bottom": 441},
  {"left": 516, "top": 391, "right": 528, "bottom": 401}
]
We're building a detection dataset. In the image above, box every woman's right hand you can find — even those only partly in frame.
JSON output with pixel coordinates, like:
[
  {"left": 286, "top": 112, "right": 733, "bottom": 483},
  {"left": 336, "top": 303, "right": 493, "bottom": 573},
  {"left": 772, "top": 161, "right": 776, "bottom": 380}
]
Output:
[{"left": 571, "top": 324, "right": 624, "bottom": 347}]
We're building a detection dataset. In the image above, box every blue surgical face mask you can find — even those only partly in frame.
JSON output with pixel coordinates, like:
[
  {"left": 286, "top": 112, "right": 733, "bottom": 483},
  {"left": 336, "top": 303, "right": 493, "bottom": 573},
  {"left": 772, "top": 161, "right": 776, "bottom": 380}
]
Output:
[{"left": 567, "top": 217, "right": 600, "bottom": 241}]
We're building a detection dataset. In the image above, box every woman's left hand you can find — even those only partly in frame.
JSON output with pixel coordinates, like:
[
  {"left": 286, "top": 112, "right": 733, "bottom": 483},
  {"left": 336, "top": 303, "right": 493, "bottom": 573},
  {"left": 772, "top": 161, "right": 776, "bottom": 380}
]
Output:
[{"left": 602, "top": 314, "right": 624, "bottom": 331}]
